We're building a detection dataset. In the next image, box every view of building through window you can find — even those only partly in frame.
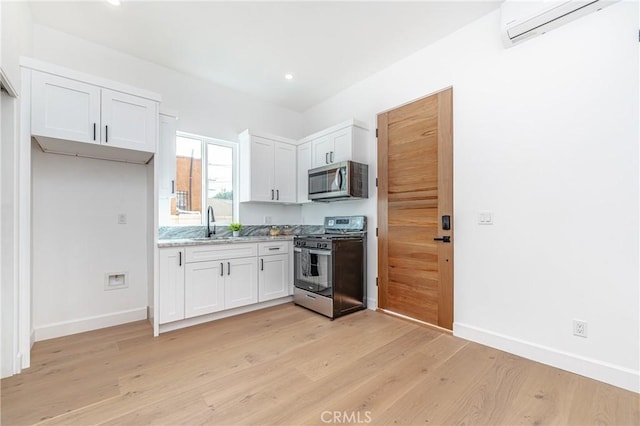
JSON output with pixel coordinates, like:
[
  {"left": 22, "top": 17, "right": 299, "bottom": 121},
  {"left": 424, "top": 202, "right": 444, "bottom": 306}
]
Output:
[{"left": 171, "top": 133, "right": 236, "bottom": 226}]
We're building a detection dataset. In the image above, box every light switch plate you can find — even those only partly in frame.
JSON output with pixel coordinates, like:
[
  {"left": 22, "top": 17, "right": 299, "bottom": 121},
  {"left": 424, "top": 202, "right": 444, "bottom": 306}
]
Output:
[{"left": 118, "top": 213, "right": 127, "bottom": 224}]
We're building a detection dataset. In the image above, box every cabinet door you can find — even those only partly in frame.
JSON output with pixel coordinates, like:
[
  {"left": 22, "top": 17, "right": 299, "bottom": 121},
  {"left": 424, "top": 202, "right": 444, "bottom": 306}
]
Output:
[
  {"left": 273, "top": 142, "right": 297, "bottom": 203},
  {"left": 297, "top": 142, "right": 312, "bottom": 203},
  {"left": 101, "top": 89, "right": 158, "bottom": 153},
  {"left": 225, "top": 257, "right": 258, "bottom": 309},
  {"left": 250, "top": 136, "right": 275, "bottom": 202},
  {"left": 158, "top": 114, "right": 177, "bottom": 226},
  {"left": 158, "top": 248, "right": 185, "bottom": 324},
  {"left": 31, "top": 71, "right": 101, "bottom": 144},
  {"left": 184, "top": 260, "right": 225, "bottom": 318},
  {"left": 259, "top": 254, "right": 289, "bottom": 302},
  {"left": 329, "top": 128, "right": 352, "bottom": 164},
  {"left": 311, "top": 135, "right": 332, "bottom": 168}
]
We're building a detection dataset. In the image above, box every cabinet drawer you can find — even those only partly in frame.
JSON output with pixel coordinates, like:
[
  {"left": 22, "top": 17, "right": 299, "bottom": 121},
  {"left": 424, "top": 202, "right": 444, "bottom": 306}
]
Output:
[
  {"left": 258, "top": 241, "right": 290, "bottom": 256},
  {"left": 186, "top": 243, "right": 257, "bottom": 263}
]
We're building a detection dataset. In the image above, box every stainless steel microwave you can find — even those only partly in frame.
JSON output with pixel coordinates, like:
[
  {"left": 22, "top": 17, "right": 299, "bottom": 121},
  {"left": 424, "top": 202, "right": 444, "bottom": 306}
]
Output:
[{"left": 308, "top": 161, "right": 368, "bottom": 202}]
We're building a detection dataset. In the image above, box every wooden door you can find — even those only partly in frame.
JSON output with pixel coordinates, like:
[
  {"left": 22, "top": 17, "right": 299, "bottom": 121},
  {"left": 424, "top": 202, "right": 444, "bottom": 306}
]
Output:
[{"left": 377, "top": 87, "right": 453, "bottom": 330}]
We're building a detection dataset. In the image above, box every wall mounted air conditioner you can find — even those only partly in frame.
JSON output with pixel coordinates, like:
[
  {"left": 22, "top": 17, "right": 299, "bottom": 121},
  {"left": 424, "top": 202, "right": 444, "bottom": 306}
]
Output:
[{"left": 501, "top": 0, "right": 619, "bottom": 48}]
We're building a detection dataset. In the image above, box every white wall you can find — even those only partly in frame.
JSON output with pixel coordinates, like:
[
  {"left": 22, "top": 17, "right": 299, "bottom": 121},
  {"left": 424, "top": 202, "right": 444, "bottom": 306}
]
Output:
[
  {"left": 31, "top": 147, "right": 149, "bottom": 339},
  {"left": 32, "top": 24, "right": 306, "bottom": 227},
  {"left": 1, "top": 1, "right": 33, "bottom": 377},
  {"left": 28, "top": 24, "right": 306, "bottom": 338},
  {"left": 302, "top": 2, "right": 639, "bottom": 392},
  {"left": 32, "top": 24, "right": 304, "bottom": 144}
]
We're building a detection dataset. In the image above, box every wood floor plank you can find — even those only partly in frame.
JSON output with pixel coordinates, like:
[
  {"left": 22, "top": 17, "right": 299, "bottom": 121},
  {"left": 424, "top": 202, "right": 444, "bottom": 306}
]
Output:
[{"left": 2, "top": 303, "right": 637, "bottom": 426}]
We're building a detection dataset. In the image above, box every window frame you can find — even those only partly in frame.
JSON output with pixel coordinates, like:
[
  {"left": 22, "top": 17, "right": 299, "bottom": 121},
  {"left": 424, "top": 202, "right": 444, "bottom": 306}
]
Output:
[{"left": 175, "top": 130, "right": 239, "bottom": 226}]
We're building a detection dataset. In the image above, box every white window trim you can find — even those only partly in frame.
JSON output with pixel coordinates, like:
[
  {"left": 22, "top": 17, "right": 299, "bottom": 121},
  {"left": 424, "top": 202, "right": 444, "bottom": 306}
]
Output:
[{"left": 176, "top": 131, "right": 239, "bottom": 225}]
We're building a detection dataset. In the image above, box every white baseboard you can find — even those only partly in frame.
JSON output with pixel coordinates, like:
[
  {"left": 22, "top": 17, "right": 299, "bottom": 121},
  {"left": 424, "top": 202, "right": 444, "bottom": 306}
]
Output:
[
  {"left": 454, "top": 322, "right": 639, "bottom": 394},
  {"left": 159, "top": 297, "right": 294, "bottom": 334},
  {"left": 34, "top": 307, "right": 148, "bottom": 342},
  {"left": 366, "top": 297, "right": 377, "bottom": 311}
]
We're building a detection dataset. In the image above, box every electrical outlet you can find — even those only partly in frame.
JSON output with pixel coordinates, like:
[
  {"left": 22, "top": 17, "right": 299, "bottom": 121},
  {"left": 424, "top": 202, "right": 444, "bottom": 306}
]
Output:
[
  {"left": 478, "top": 210, "right": 494, "bottom": 225},
  {"left": 118, "top": 213, "right": 127, "bottom": 224},
  {"left": 573, "top": 319, "right": 588, "bottom": 338}
]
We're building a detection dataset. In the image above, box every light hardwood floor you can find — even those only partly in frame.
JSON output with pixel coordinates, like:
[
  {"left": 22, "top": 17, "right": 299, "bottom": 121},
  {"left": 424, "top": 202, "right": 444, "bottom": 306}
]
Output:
[{"left": 2, "top": 304, "right": 638, "bottom": 425}]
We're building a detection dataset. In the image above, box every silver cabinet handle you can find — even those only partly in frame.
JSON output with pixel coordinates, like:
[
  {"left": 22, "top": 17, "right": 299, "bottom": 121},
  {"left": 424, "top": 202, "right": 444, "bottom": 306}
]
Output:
[
  {"left": 105, "top": 125, "right": 108, "bottom": 143},
  {"left": 260, "top": 258, "right": 264, "bottom": 271},
  {"left": 171, "top": 180, "right": 175, "bottom": 194},
  {"left": 330, "top": 151, "right": 334, "bottom": 163},
  {"left": 227, "top": 262, "right": 231, "bottom": 275},
  {"left": 271, "top": 189, "right": 274, "bottom": 200},
  {"left": 325, "top": 152, "right": 329, "bottom": 164},
  {"left": 178, "top": 251, "right": 182, "bottom": 266},
  {"left": 276, "top": 189, "right": 279, "bottom": 200},
  {"left": 93, "top": 123, "right": 96, "bottom": 141},
  {"left": 220, "top": 263, "right": 224, "bottom": 276},
  {"left": 268, "top": 247, "right": 280, "bottom": 251}
]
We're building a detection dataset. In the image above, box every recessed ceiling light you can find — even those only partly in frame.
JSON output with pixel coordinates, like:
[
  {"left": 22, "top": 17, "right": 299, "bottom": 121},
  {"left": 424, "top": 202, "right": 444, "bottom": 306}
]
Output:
[
  {"left": 106, "top": 0, "right": 121, "bottom": 6},
  {"left": 284, "top": 73, "right": 294, "bottom": 80}
]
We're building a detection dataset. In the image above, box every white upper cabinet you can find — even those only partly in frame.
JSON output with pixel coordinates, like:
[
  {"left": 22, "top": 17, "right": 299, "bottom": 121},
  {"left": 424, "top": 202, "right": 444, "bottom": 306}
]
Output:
[
  {"left": 31, "top": 72, "right": 101, "bottom": 145},
  {"left": 302, "top": 120, "right": 369, "bottom": 169},
  {"left": 100, "top": 89, "right": 157, "bottom": 153},
  {"left": 158, "top": 114, "right": 177, "bottom": 198},
  {"left": 296, "top": 142, "right": 312, "bottom": 203},
  {"left": 26, "top": 59, "right": 160, "bottom": 164},
  {"left": 239, "top": 130, "right": 297, "bottom": 203},
  {"left": 273, "top": 142, "right": 297, "bottom": 203}
]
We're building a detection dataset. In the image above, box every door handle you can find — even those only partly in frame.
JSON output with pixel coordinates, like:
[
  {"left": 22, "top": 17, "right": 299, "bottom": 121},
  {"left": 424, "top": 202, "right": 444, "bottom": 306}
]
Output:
[
  {"left": 433, "top": 236, "right": 451, "bottom": 243},
  {"left": 271, "top": 189, "right": 274, "bottom": 200},
  {"left": 93, "top": 123, "right": 96, "bottom": 141},
  {"left": 260, "top": 258, "right": 264, "bottom": 271},
  {"left": 227, "top": 262, "right": 231, "bottom": 275},
  {"left": 276, "top": 189, "right": 279, "bottom": 200},
  {"left": 105, "top": 125, "right": 108, "bottom": 143},
  {"left": 178, "top": 251, "right": 182, "bottom": 266}
]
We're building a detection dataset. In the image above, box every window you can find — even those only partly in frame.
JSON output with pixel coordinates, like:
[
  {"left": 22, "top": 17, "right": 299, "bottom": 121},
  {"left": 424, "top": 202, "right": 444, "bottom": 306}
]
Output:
[{"left": 171, "top": 132, "right": 238, "bottom": 226}]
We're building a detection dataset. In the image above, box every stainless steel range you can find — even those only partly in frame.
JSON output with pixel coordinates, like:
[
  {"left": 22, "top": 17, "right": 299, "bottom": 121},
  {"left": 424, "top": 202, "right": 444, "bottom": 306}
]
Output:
[{"left": 293, "top": 216, "right": 367, "bottom": 319}]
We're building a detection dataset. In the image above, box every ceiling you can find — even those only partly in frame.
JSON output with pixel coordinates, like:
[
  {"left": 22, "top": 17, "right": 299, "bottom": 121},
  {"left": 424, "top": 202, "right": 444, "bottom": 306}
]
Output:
[{"left": 28, "top": 1, "right": 501, "bottom": 112}]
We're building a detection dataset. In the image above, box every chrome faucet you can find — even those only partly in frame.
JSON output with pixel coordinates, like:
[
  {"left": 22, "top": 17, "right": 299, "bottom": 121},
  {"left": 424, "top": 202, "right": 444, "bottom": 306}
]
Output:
[{"left": 207, "top": 206, "right": 216, "bottom": 237}]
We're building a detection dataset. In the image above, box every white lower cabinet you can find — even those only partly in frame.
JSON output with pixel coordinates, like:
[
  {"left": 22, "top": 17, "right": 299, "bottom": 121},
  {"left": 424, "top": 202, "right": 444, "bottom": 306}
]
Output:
[
  {"left": 225, "top": 257, "right": 258, "bottom": 309},
  {"left": 159, "top": 242, "right": 279, "bottom": 326},
  {"left": 158, "top": 248, "right": 185, "bottom": 324},
  {"left": 258, "top": 241, "right": 291, "bottom": 302},
  {"left": 259, "top": 253, "right": 289, "bottom": 302},
  {"left": 184, "top": 260, "right": 225, "bottom": 318}
]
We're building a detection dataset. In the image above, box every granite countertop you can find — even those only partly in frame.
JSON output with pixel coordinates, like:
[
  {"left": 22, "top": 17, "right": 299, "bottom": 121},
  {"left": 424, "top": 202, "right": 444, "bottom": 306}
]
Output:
[{"left": 157, "top": 235, "right": 294, "bottom": 248}]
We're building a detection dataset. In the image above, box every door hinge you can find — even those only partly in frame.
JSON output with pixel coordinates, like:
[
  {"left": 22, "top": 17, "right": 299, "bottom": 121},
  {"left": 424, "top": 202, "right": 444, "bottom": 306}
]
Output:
[
  {"left": 376, "top": 128, "right": 378, "bottom": 138},
  {"left": 376, "top": 227, "right": 378, "bottom": 237},
  {"left": 376, "top": 277, "right": 378, "bottom": 287},
  {"left": 375, "top": 177, "right": 378, "bottom": 187}
]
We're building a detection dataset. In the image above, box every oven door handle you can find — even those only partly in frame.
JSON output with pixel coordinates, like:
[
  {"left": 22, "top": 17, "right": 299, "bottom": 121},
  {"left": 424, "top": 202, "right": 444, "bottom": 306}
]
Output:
[{"left": 294, "top": 248, "right": 331, "bottom": 255}]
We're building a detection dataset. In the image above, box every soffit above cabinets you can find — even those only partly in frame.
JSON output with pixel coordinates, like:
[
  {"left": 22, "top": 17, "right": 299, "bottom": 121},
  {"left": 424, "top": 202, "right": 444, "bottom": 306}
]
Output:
[{"left": 27, "top": 1, "right": 500, "bottom": 112}]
